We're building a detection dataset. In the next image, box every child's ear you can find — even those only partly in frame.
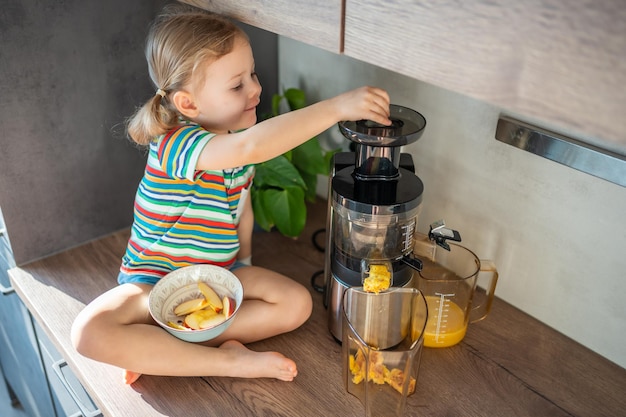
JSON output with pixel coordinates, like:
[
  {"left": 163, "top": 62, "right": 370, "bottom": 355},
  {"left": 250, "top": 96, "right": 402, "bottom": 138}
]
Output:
[{"left": 171, "top": 90, "right": 199, "bottom": 118}]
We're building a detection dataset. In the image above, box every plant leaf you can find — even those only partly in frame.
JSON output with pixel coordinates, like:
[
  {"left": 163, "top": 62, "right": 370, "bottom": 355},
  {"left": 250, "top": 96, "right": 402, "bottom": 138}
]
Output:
[
  {"left": 283, "top": 149, "right": 293, "bottom": 163},
  {"left": 292, "top": 138, "right": 327, "bottom": 175},
  {"left": 299, "top": 170, "right": 320, "bottom": 202},
  {"left": 261, "top": 187, "right": 306, "bottom": 237},
  {"left": 250, "top": 87, "right": 327, "bottom": 238},
  {"left": 324, "top": 148, "right": 340, "bottom": 172},
  {"left": 271, "top": 93, "right": 282, "bottom": 117},
  {"left": 254, "top": 156, "right": 306, "bottom": 190},
  {"left": 251, "top": 189, "right": 274, "bottom": 231},
  {"left": 284, "top": 88, "right": 306, "bottom": 110}
]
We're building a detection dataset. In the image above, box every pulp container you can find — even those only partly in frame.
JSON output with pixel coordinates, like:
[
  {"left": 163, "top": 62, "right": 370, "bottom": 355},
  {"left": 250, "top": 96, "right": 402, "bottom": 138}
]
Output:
[{"left": 342, "top": 287, "right": 428, "bottom": 417}]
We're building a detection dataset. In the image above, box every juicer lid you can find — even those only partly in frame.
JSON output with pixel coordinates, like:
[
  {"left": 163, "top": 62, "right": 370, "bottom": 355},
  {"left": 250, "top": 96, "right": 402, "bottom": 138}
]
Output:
[{"left": 338, "top": 104, "right": 426, "bottom": 147}]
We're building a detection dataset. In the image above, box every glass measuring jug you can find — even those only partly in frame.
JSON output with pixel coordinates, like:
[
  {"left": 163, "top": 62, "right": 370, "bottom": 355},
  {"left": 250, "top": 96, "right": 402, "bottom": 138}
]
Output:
[
  {"left": 413, "top": 239, "right": 498, "bottom": 348},
  {"left": 342, "top": 287, "right": 428, "bottom": 417}
]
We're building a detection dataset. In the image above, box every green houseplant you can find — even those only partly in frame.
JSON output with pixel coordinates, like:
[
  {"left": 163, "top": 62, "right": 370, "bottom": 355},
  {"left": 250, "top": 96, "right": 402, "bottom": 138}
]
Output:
[{"left": 251, "top": 88, "right": 336, "bottom": 237}]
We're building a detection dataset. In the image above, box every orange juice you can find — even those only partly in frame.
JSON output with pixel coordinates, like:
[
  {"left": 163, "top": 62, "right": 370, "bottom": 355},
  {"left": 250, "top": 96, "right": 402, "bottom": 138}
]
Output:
[{"left": 423, "top": 295, "right": 467, "bottom": 347}]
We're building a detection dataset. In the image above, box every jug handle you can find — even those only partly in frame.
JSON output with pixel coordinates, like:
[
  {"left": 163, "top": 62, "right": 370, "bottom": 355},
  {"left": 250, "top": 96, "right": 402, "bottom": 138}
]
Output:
[{"left": 469, "top": 260, "right": 498, "bottom": 323}]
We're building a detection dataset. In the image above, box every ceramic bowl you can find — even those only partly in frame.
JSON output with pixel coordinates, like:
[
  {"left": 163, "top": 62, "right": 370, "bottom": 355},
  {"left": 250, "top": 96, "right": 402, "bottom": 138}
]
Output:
[{"left": 148, "top": 264, "right": 244, "bottom": 343}]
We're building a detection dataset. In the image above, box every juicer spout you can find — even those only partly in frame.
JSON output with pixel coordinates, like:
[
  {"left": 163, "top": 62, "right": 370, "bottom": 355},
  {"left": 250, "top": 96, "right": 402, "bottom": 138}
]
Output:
[{"left": 428, "top": 220, "right": 462, "bottom": 251}]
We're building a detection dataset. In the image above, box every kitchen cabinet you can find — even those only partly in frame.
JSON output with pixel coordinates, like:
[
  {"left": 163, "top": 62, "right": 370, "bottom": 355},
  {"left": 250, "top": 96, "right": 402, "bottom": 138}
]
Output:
[
  {"left": 179, "top": 0, "right": 343, "bottom": 53},
  {"left": 0, "top": 208, "right": 100, "bottom": 417},
  {"left": 34, "top": 321, "right": 102, "bottom": 417},
  {"left": 0, "top": 208, "right": 57, "bottom": 417},
  {"left": 182, "top": 0, "right": 625, "bottom": 151},
  {"left": 343, "top": 0, "right": 625, "bottom": 149}
]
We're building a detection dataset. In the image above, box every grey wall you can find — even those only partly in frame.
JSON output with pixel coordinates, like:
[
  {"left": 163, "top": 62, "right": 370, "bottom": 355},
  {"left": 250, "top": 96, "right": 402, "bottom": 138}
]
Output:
[
  {"left": 0, "top": 0, "right": 165, "bottom": 264},
  {"left": 0, "top": 1, "right": 278, "bottom": 265},
  {"left": 242, "top": 24, "right": 278, "bottom": 118}
]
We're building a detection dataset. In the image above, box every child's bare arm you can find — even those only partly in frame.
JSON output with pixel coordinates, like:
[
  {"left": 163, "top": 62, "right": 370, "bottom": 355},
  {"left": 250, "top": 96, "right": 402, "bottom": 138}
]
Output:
[
  {"left": 196, "top": 86, "right": 390, "bottom": 171},
  {"left": 236, "top": 192, "right": 254, "bottom": 263}
]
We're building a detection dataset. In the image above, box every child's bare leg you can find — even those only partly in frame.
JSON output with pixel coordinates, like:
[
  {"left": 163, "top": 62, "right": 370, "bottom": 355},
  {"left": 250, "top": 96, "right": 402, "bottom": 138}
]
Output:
[
  {"left": 71, "top": 281, "right": 304, "bottom": 383},
  {"left": 122, "top": 340, "right": 296, "bottom": 384},
  {"left": 210, "top": 266, "right": 313, "bottom": 345},
  {"left": 71, "top": 268, "right": 311, "bottom": 383}
]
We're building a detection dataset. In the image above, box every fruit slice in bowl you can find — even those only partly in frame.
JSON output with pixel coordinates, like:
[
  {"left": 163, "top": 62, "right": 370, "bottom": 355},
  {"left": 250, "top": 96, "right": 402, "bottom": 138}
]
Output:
[
  {"left": 173, "top": 297, "right": 209, "bottom": 316},
  {"left": 198, "top": 281, "right": 223, "bottom": 313},
  {"left": 148, "top": 265, "right": 243, "bottom": 343},
  {"left": 169, "top": 281, "right": 236, "bottom": 331},
  {"left": 184, "top": 308, "right": 226, "bottom": 330},
  {"left": 222, "top": 296, "right": 236, "bottom": 318},
  {"left": 173, "top": 282, "right": 235, "bottom": 329}
]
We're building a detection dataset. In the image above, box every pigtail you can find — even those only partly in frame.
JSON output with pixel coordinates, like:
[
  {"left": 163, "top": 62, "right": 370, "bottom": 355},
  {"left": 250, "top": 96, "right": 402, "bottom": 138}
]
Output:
[{"left": 126, "top": 91, "right": 179, "bottom": 146}]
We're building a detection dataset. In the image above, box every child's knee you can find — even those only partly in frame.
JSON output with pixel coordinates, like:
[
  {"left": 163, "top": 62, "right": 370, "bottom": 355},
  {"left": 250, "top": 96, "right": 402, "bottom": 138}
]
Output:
[
  {"left": 70, "top": 307, "right": 101, "bottom": 357},
  {"left": 289, "top": 285, "right": 313, "bottom": 328},
  {"left": 71, "top": 310, "right": 90, "bottom": 353}
]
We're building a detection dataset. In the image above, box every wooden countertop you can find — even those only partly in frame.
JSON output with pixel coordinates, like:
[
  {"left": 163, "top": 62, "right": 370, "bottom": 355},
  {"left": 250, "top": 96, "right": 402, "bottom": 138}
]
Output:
[{"left": 9, "top": 200, "right": 626, "bottom": 416}]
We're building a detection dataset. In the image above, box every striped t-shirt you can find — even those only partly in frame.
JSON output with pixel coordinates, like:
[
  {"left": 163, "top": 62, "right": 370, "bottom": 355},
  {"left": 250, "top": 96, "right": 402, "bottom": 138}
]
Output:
[{"left": 119, "top": 123, "right": 254, "bottom": 283}]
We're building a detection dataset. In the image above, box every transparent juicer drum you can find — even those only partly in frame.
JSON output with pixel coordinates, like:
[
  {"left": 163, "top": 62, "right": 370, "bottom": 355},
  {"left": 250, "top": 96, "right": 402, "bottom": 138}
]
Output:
[{"left": 333, "top": 202, "right": 420, "bottom": 265}]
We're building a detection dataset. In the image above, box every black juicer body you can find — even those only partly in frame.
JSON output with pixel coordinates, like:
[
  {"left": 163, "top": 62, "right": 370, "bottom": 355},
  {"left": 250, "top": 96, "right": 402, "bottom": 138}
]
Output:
[{"left": 324, "top": 105, "right": 427, "bottom": 341}]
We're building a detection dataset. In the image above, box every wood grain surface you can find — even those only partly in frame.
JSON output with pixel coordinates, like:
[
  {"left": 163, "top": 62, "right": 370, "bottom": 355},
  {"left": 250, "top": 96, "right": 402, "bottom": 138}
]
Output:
[
  {"left": 179, "top": 0, "right": 343, "bottom": 53},
  {"left": 180, "top": 0, "right": 626, "bottom": 148},
  {"left": 9, "top": 199, "right": 626, "bottom": 416},
  {"left": 344, "top": 0, "right": 626, "bottom": 148}
]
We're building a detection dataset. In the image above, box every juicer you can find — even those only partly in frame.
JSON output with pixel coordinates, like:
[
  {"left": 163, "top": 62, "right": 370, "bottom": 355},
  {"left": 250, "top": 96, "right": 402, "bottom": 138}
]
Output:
[{"left": 324, "top": 105, "right": 428, "bottom": 341}]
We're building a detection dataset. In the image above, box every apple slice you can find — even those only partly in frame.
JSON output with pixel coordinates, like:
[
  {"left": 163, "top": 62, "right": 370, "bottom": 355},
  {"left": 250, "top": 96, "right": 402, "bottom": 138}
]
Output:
[
  {"left": 222, "top": 296, "right": 236, "bottom": 318},
  {"left": 173, "top": 297, "right": 209, "bottom": 316},
  {"left": 199, "top": 313, "right": 226, "bottom": 329},
  {"left": 198, "top": 281, "right": 223, "bottom": 313},
  {"left": 184, "top": 308, "right": 219, "bottom": 330},
  {"left": 166, "top": 321, "right": 188, "bottom": 331}
]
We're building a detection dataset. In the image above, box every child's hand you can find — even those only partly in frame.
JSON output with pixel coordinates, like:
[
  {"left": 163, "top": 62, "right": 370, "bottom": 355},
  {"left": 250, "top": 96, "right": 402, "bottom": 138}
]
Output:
[{"left": 332, "top": 86, "right": 391, "bottom": 126}]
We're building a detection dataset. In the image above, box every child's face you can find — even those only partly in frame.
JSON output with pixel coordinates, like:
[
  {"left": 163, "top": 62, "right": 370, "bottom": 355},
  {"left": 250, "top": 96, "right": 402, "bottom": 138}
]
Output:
[{"left": 192, "top": 36, "right": 262, "bottom": 134}]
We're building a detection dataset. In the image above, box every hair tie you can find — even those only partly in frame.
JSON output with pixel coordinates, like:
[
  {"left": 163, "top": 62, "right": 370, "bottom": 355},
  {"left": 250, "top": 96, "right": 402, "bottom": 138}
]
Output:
[{"left": 155, "top": 88, "right": 166, "bottom": 98}]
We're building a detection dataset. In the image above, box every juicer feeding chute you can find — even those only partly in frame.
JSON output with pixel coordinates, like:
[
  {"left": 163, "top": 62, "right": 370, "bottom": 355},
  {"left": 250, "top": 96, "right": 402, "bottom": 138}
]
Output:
[{"left": 324, "top": 105, "right": 428, "bottom": 341}]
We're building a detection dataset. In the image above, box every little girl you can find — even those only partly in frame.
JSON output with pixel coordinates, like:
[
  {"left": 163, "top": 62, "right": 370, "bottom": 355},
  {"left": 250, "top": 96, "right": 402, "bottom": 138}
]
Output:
[{"left": 71, "top": 4, "right": 390, "bottom": 384}]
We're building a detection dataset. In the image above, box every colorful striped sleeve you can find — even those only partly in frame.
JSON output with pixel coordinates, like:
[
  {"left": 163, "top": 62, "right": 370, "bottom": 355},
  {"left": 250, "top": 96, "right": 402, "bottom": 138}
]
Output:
[{"left": 156, "top": 125, "right": 215, "bottom": 181}]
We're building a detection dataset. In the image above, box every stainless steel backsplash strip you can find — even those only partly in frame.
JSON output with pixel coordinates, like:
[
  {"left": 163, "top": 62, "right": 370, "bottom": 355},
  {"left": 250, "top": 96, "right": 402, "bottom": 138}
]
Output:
[{"left": 495, "top": 116, "right": 626, "bottom": 187}]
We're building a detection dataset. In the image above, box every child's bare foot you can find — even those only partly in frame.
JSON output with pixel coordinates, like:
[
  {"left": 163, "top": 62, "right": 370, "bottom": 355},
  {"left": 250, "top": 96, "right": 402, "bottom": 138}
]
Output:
[
  {"left": 123, "top": 369, "right": 142, "bottom": 385},
  {"left": 121, "top": 341, "right": 296, "bottom": 383},
  {"left": 219, "top": 340, "right": 298, "bottom": 381}
]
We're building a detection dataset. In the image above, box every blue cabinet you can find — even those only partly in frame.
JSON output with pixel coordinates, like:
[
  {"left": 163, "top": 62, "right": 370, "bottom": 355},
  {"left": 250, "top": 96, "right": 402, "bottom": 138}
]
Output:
[
  {"left": 34, "top": 321, "right": 101, "bottom": 417},
  {"left": 0, "top": 208, "right": 57, "bottom": 417},
  {"left": 0, "top": 208, "right": 101, "bottom": 417}
]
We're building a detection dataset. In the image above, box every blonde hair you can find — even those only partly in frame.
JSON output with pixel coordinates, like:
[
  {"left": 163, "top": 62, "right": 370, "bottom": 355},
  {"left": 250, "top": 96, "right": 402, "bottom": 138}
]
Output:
[{"left": 126, "top": 4, "right": 248, "bottom": 145}]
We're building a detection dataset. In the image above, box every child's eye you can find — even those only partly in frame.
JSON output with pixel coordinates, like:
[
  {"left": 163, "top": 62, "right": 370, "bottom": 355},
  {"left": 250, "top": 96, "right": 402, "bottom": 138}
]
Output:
[{"left": 232, "top": 73, "right": 257, "bottom": 91}]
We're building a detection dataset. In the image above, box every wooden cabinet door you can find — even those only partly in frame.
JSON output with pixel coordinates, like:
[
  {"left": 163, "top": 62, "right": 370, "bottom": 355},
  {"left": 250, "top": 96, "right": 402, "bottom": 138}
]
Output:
[
  {"left": 0, "top": 209, "right": 57, "bottom": 417},
  {"left": 343, "top": 0, "right": 626, "bottom": 149},
  {"left": 179, "top": 0, "right": 344, "bottom": 53}
]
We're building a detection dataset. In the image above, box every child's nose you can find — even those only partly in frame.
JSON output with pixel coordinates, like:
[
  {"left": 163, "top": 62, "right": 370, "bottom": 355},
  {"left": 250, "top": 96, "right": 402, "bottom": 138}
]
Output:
[
  {"left": 250, "top": 77, "right": 262, "bottom": 98},
  {"left": 252, "top": 84, "right": 262, "bottom": 99}
]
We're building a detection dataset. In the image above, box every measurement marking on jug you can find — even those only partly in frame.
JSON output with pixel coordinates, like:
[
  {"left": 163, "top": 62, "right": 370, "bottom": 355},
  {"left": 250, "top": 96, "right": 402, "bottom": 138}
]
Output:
[{"left": 434, "top": 293, "right": 455, "bottom": 343}]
